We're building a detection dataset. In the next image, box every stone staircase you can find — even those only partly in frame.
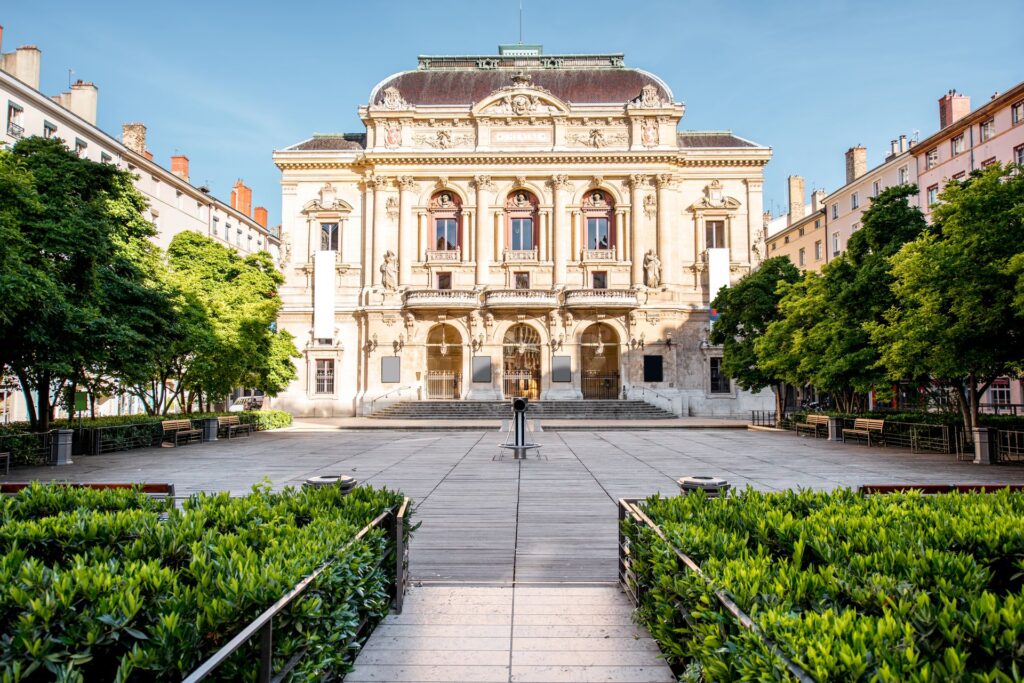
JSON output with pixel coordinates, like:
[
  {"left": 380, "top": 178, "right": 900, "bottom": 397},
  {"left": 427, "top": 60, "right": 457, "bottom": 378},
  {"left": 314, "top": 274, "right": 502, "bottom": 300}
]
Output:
[{"left": 371, "top": 399, "right": 676, "bottom": 420}]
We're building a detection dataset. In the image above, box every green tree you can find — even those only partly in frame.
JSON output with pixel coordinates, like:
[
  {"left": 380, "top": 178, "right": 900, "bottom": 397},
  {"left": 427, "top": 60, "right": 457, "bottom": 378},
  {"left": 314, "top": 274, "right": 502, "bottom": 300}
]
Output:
[
  {"left": 870, "top": 163, "right": 1024, "bottom": 432},
  {"left": 710, "top": 256, "right": 800, "bottom": 425},
  {"left": 0, "top": 149, "right": 44, "bottom": 330}
]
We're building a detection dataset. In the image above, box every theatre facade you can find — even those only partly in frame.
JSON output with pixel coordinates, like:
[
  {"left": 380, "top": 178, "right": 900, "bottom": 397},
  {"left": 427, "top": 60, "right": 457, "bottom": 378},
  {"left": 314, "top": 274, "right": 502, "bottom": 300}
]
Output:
[{"left": 272, "top": 47, "right": 773, "bottom": 417}]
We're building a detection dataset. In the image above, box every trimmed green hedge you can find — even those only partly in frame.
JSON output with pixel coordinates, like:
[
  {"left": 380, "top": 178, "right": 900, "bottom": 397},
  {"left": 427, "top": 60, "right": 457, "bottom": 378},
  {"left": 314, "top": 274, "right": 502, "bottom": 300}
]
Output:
[
  {"left": 625, "top": 489, "right": 1024, "bottom": 681},
  {"left": 0, "top": 482, "right": 408, "bottom": 681}
]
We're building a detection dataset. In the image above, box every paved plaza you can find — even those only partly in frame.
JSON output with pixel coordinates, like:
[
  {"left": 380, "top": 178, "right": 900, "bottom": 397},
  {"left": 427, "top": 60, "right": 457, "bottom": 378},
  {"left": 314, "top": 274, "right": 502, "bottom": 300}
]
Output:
[{"left": 6, "top": 426, "right": 1023, "bottom": 682}]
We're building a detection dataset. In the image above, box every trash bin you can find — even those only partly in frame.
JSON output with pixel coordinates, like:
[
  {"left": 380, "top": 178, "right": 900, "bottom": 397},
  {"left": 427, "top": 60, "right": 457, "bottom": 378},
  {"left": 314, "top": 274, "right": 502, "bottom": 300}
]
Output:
[
  {"left": 202, "top": 418, "right": 219, "bottom": 442},
  {"left": 52, "top": 429, "right": 74, "bottom": 466},
  {"left": 303, "top": 475, "right": 358, "bottom": 494},
  {"left": 677, "top": 475, "right": 730, "bottom": 498}
]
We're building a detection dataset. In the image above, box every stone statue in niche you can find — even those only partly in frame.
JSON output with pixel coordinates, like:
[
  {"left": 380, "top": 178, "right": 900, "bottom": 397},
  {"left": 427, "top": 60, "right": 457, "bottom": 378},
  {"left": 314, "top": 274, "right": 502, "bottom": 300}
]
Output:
[
  {"left": 380, "top": 250, "right": 397, "bottom": 291},
  {"left": 644, "top": 250, "right": 662, "bottom": 288},
  {"left": 510, "top": 191, "right": 532, "bottom": 208},
  {"left": 384, "top": 122, "right": 401, "bottom": 148},
  {"left": 642, "top": 119, "right": 658, "bottom": 147}
]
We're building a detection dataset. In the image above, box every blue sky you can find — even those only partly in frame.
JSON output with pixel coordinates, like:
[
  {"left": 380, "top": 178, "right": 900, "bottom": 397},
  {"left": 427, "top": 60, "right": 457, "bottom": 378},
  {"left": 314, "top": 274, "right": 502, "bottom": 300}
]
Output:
[{"left": 4, "top": 0, "right": 1022, "bottom": 225}]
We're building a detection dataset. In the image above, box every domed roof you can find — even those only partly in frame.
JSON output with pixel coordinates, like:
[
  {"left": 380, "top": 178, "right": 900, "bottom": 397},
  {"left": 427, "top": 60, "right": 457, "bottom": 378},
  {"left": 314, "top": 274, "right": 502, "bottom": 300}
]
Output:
[{"left": 369, "top": 53, "right": 673, "bottom": 108}]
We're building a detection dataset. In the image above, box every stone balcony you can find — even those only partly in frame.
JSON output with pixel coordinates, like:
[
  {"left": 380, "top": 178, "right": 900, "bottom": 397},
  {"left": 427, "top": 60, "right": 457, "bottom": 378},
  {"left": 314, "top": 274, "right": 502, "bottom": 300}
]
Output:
[
  {"left": 580, "top": 248, "right": 616, "bottom": 261},
  {"left": 503, "top": 248, "right": 539, "bottom": 262},
  {"left": 484, "top": 289, "right": 559, "bottom": 309},
  {"left": 563, "top": 288, "right": 639, "bottom": 309},
  {"left": 425, "top": 249, "right": 461, "bottom": 262},
  {"left": 403, "top": 289, "right": 479, "bottom": 309}
]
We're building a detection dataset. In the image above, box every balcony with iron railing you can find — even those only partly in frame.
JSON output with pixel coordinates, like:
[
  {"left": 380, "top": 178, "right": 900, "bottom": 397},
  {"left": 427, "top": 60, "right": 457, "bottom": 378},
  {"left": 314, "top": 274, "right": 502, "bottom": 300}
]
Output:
[
  {"left": 403, "top": 289, "right": 479, "bottom": 309},
  {"left": 6, "top": 120, "right": 24, "bottom": 139},
  {"left": 563, "top": 288, "right": 639, "bottom": 308},
  {"left": 484, "top": 289, "right": 558, "bottom": 309}
]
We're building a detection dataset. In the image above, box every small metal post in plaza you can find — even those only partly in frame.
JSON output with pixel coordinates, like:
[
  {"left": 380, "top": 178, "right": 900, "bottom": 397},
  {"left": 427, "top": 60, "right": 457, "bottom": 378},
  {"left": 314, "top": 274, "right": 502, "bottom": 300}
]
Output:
[
  {"left": 677, "top": 475, "right": 730, "bottom": 497},
  {"left": 303, "top": 475, "right": 358, "bottom": 494},
  {"left": 499, "top": 397, "right": 541, "bottom": 460}
]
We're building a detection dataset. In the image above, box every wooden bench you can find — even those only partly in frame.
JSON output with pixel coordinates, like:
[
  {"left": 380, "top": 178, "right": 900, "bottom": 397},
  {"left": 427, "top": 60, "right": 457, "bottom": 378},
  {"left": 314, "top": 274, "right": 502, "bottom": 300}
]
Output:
[
  {"left": 161, "top": 419, "right": 201, "bottom": 446},
  {"left": 218, "top": 415, "right": 253, "bottom": 439},
  {"left": 0, "top": 482, "right": 176, "bottom": 507},
  {"left": 794, "top": 414, "right": 829, "bottom": 438},
  {"left": 842, "top": 418, "right": 885, "bottom": 447}
]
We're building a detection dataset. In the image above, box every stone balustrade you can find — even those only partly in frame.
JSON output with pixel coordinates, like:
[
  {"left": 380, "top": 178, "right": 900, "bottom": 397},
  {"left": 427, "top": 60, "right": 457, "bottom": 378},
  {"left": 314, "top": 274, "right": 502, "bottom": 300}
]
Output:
[
  {"left": 484, "top": 289, "right": 559, "bottom": 309},
  {"left": 403, "top": 289, "right": 479, "bottom": 309},
  {"left": 563, "top": 288, "right": 639, "bottom": 308}
]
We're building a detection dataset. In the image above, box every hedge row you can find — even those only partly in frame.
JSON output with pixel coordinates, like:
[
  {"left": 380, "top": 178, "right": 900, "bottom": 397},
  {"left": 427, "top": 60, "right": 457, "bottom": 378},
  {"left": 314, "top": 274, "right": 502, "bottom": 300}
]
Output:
[
  {"left": 625, "top": 488, "right": 1024, "bottom": 681},
  {"left": 783, "top": 410, "right": 1024, "bottom": 431},
  {"left": 0, "top": 409, "right": 293, "bottom": 433},
  {"left": 0, "top": 482, "right": 407, "bottom": 681}
]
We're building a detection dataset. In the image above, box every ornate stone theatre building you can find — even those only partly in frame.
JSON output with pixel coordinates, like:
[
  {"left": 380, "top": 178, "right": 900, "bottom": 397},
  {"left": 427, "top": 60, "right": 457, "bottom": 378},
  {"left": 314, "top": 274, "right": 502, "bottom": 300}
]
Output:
[{"left": 272, "top": 47, "right": 773, "bottom": 417}]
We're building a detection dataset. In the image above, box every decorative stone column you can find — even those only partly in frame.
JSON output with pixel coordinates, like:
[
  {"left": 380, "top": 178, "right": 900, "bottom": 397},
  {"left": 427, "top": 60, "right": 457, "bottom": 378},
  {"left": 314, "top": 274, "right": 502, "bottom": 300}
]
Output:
[
  {"left": 417, "top": 211, "right": 427, "bottom": 259},
  {"left": 656, "top": 174, "right": 678, "bottom": 286},
  {"left": 493, "top": 209, "right": 504, "bottom": 262},
  {"left": 397, "top": 176, "right": 416, "bottom": 286},
  {"left": 473, "top": 175, "right": 495, "bottom": 286},
  {"left": 614, "top": 209, "right": 626, "bottom": 261},
  {"left": 369, "top": 175, "right": 389, "bottom": 286},
  {"left": 461, "top": 209, "right": 473, "bottom": 263},
  {"left": 628, "top": 174, "right": 647, "bottom": 286},
  {"left": 539, "top": 211, "right": 549, "bottom": 262},
  {"left": 551, "top": 175, "right": 571, "bottom": 285},
  {"left": 571, "top": 210, "right": 581, "bottom": 259},
  {"left": 362, "top": 176, "right": 377, "bottom": 287}
]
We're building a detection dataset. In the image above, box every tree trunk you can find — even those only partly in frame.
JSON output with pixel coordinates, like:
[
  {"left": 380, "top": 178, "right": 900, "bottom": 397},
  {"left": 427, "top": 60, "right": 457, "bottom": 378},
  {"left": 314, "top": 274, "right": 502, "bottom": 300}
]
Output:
[
  {"left": 38, "top": 371, "right": 51, "bottom": 433},
  {"left": 968, "top": 373, "right": 978, "bottom": 434},
  {"left": 773, "top": 382, "right": 785, "bottom": 428},
  {"left": 16, "top": 370, "right": 38, "bottom": 431}
]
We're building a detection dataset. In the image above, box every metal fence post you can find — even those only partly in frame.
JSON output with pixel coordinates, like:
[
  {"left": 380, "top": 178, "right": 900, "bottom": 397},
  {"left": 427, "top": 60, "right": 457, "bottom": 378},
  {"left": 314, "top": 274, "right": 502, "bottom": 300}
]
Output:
[
  {"left": 394, "top": 507, "right": 404, "bottom": 614},
  {"left": 259, "top": 621, "right": 273, "bottom": 683}
]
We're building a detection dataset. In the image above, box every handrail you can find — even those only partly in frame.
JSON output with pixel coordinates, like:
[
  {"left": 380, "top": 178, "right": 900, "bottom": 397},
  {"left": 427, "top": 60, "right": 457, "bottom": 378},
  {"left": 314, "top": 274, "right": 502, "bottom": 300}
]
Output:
[
  {"left": 632, "top": 386, "right": 673, "bottom": 403},
  {"left": 370, "top": 385, "right": 414, "bottom": 413},
  {"left": 618, "top": 498, "right": 814, "bottom": 683},
  {"left": 184, "top": 496, "right": 410, "bottom": 683}
]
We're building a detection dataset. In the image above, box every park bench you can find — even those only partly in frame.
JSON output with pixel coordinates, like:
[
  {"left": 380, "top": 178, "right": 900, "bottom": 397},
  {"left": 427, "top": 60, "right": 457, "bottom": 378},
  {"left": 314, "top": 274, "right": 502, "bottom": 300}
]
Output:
[
  {"left": 0, "top": 482, "right": 176, "bottom": 506},
  {"left": 0, "top": 451, "right": 9, "bottom": 475},
  {"left": 161, "top": 419, "right": 201, "bottom": 447},
  {"left": 794, "top": 414, "right": 829, "bottom": 438},
  {"left": 842, "top": 418, "right": 885, "bottom": 447},
  {"left": 218, "top": 415, "right": 253, "bottom": 439}
]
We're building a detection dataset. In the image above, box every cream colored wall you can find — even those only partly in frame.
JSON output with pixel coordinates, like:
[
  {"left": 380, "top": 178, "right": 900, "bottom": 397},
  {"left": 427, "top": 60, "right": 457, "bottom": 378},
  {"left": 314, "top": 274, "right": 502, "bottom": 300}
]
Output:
[{"left": 765, "top": 212, "right": 825, "bottom": 271}]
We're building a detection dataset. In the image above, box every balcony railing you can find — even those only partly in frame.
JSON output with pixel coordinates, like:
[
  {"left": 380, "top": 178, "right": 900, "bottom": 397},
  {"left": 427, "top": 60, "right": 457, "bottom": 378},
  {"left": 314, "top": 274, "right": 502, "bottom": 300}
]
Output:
[
  {"left": 484, "top": 289, "right": 558, "bottom": 308},
  {"left": 425, "top": 249, "right": 460, "bottom": 262},
  {"left": 504, "top": 248, "right": 538, "bottom": 262},
  {"left": 563, "top": 288, "right": 638, "bottom": 308},
  {"left": 581, "top": 249, "right": 616, "bottom": 261},
  {"left": 403, "top": 289, "right": 479, "bottom": 308},
  {"left": 6, "top": 121, "right": 24, "bottom": 139}
]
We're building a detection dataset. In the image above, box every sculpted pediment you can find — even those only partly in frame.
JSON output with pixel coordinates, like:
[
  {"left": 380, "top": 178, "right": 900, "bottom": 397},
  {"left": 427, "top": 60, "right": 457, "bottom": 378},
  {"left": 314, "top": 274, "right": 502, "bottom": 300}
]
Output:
[
  {"left": 690, "top": 180, "right": 741, "bottom": 210},
  {"left": 473, "top": 73, "right": 569, "bottom": 117}
]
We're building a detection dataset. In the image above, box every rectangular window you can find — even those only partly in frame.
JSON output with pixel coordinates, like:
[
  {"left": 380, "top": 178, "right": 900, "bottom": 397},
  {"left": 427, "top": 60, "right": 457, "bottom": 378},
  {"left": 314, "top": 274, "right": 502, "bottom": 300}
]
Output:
[
  {"left": 814, "top": 219, "right": 820, "bottom": 229},
  {"left": 832, "top": 232, "right": 841, "bottom": 256},
  {"left": 1016, "top": 144, "right": 1024, "bottom": 166},
  {"left": 43, "top": 120, "right": 57, "bottom": 139},
  {"left": 212, "top": 217, "right": 219, "bottom": 237},
  {"left": 511, "top": 218, "right": 534, "bottom": 250},
  {"left": 514, "top": 272, "right": 530, "bottom": 290},
  {"left": 437, "top": 272, "right": 452, "bottom": 290},
  {"left": 587, "top": 217, "right": 610, "bottom": 250},
  {"left": 100, "top": 152, "right": 112, "bottom": 164},
  {"left": 709, "top": 357, "right": 730, "bottom": 394},
  {"left": 643, "top": 355, "right": 664, "bottom": 382},
  {"left": 314, "top": 359, "right": 335, "bottom": 394},
  {"left": 927, "top": 184, "right": 939, "bottom": 205},
  {"left": 990, "top": 379, "right": 1010, "bottom": 406},
  {"left": 784, "top": 236, "right": 790, "bottom": 244},
  {"left": 815, "top": 240, "right": 822, "bottom": 260},
  {"left": 925, "top": 148, "right": 939, "bottom": 169},
  {"left": 898, "top": 166, "right": 909, "bottom": 185},
  {"left": 831, "top": 203, "right": 838, "bottom": 219},
  {"left": 6, "top": 101, "right": 23, "bottom": 138},
  {"left": 952, "top": 171, "right": 966, "bottom": 180},
  {"left": 872, "top": 180, "right": 881, "bottom": 197},
  {"left": 771, "top": 242, "right": 777, "bottom": 251},
  {"left": 798, "top": 227, "right": 805, "bottom": 237},
  {"left": 951, "top": 134, "right": 965, "bottom": 156},
  {"left": 320, "top": 222, "right": 339, "bottom": 251},
  {"left": 850, "top": 192, "right": 859, "bottom": 210},
  {"left": 435, "top": 218, "right": 458, "bottom": 250},
  {"left": 981, "top": 156, "right": 997, "bottom": 168},
  {"left": 798, "top": 248, "right": 805, "bottom": 266},
  {"left": 705, "top": 220, "right": 726, "bottom": 249},
  {"left": 592, "top": 271, "right": 608, "bottom": 289},
  {"left": 1013, "top": 101, "right": 1024, "bottom": 125},
  {"left": 74, "top": 138, "right": 88, "bottom": 157},
  {"left": 979, "top": 118, "right": 995, "bottom": 142}
]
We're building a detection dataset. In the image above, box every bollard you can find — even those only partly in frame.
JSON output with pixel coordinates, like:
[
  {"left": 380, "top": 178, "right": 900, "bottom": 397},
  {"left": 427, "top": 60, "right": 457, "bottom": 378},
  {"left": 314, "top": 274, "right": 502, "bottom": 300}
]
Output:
[
  {"left": 52, "top": 429, "right": 74, "bottom": 466},
  {"left": 202, "top": 418, "right": 219, "bottom": 442},
  {"left": 499, "top": 397, "right": 541, "bottom": 459},
  {"left": 304, "top": 475, "right": 358, "bottom": 494},
  {"left": 677, "top": 475, "right": 730, "bottom": 498}
]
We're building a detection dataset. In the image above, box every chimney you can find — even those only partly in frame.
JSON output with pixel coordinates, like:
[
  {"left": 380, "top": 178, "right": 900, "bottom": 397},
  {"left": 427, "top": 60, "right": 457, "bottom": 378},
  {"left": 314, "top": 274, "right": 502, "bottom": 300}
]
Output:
[
  {"left": 898, "top": 134, "right": 907, "bottom": 153},
  {"left": 811, "top": 189, "right": 825, "bottom": 213},
  {"left": 170, "top": 155, "right": 189, "bottom": 182},
  {"left": 254, "top": 206, "right": 268, "bottom": 228},
  {"left": 0, "top": 44, "right": 42, "bottom": 90},
  {"left": 938, "top": 89, "right": 971, "bottom": 129},
  {"left": 845, "top": 146, "right": 867, "bottom": 184},
  {"left": 0, "top": 25, "right": 4, "bottom": 52},
  {"left": 787, "top": 175, "right": 805, "bottom": 225},
  {"left": 888, "top": 140, "right": 898, "bottom": 158},
  {"left": 67, "top": 80, "right": 98, "bottom": 125},
  {"left": 122, "top": 123, "right": 147, "bottom": 155},
  {"left": 230, "top": 179, "right": 252, "bottom": 217}
]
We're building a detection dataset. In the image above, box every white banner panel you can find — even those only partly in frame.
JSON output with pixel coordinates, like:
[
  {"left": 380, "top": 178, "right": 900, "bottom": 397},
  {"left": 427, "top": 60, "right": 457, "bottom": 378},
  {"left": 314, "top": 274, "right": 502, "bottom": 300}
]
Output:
[
  {"left": 707, "top": 248, "right": 730, "bottom": 307},
  {"left": 313, "top": 250, "right": 336, "bottom": 339}
]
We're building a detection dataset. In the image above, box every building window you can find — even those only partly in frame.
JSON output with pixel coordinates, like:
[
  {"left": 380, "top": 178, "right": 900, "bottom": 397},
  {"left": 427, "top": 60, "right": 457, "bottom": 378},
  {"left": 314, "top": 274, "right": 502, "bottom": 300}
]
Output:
[
  {"left": 798, "top": 227, "right": 805, "bottom": 237},
  {"left": 814, "top": 219, "right": 820, "bottom": 229},
  {"left": 74, "top": 138, "right": 88, "bottom": 157},
  {"left": 1013, "top": 101, "right": 1024, "bottom": 125},
  {"left": 951, "top": 134, "right": 965, "bottom": 156},
  {"left": 783, "top": 235, "right": 790, "bottom": 244},
  {"left": 506, "top": 190, "right": 539, "bottom": 251},
  {"left": 705, "top": 219, "right": 726, "bottom": 249},
  {"left": 898, "top": 166, "right": 909, "bottom": 185},
  {"left": 430, "top": 190, "right": 462, "bottom": 251},
  {"left": 771, "top": 242, "right": 777, "bottom": 251},
  {"left": 981, "top": 156, "right": 997, "bottom": 168},
  {"left": 582, "top": 189, "right": 614, "bottom": 251},
  {"left": 952, "top": 171, "right": 966, "bottom": 180},
  {"left": 437, "top": 272, "right": 452, "bottom": 290},
  {"left": 798, "top": 248, "right": 805, "bottom": 267},
  {"left": 6, "top": 101, "right": 23, "bottom": 138},
  {"left": 832, "top": 232, "right": 841, "bottom": 256},
  {"left": 831, "top": 203, "right": 838, "bottom": 219},
  {"left": 314, "top": 359, "right": 335, "bottom": 395},
  {"left": 709, "top": 357, "right": 730, "bottom": 394},
  {"left": 320, "top": 222, "right": 339, "bottom": 251},
  {"left": 212, "top": 217, "right": 219, "bottom": 237},
  {"left": 851, "top": 223, "right": 859, "bottom": 232},
  {"left": 100, "top": 152, "right": 112, "bottom": 164},
  {"left": 872, "top": 180, "right": 881, "bottom": 197},
  {"left": 514, "top": 272, "right": 530, "bottom": 289},
  {"left": 643, "top": 355, "right": 664, "bottom": 382},
  {"left": 511, "top": 217, "right": 534, "bottom": 250},
  {"left": 592, "top": 271, "right": 608, "bottom": 289},
  {"left": 850, "top": 192, "right": 859, "bottom": 210},
  {"left": 979, "top": 118, "right": 995, "bottom": 142},
  {"left": 927, "top": 185, "right": 939, "bottom": 206},
  {"left": 43, "top": 121, "right": 57, "bottom": 139},
  {"left": 989, "top": 379, "right": 1010, "bottom": 406},
  {"left": 815, "top": 241, "right": 822, "bottom": 261},
  {"left": 1016, "top": 144, "right": 1024, "bottom": 166},
  {"left": 925, "top": 148, "right": 939, "bottom": 169}
]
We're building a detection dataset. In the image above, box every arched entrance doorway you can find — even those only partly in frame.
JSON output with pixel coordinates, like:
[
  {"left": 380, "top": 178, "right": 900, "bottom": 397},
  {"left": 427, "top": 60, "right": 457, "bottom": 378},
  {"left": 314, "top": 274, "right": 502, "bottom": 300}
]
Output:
[
  {"left": 426, "top": 324, "right": 462, "bottom": 399},
  {"left": 502, "top": 324, "right": 541, "bottom": 399},
  {"left": 580, "top": 323, "right": 620, "bottom": 399}
]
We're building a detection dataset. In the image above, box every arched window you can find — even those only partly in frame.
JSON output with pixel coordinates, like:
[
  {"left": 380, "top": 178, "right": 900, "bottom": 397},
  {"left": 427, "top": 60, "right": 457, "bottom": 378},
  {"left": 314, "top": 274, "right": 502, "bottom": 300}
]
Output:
[
  {"left": 582, "top": 190, "right": 614, "bottom": 250},
  {"left": 505, "top": 190, "right": 539, "bottom": 253},
  {"left": 429, "top": 191, "right": 462, "bottom": 251}
]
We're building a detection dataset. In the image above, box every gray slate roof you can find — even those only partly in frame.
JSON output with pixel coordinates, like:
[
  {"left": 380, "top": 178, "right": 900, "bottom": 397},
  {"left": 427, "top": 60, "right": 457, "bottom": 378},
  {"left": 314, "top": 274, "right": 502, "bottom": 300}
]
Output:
[
  {"left": 677, "top": 132, "right": 760, "bottom": 148},
  {"left": 285, "top": 134, "right": 366, "bottom": 151}
]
